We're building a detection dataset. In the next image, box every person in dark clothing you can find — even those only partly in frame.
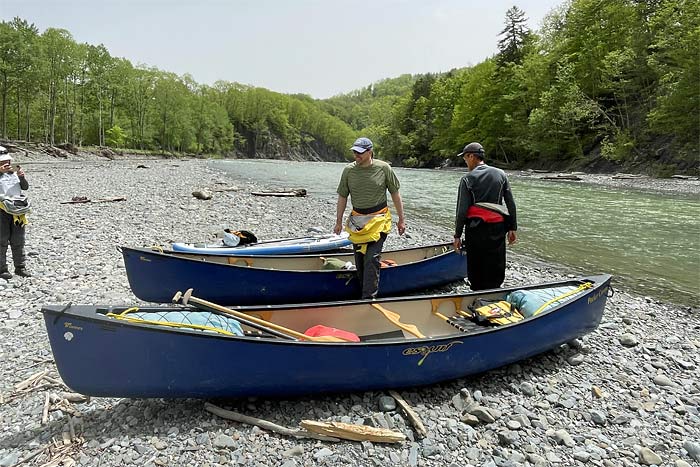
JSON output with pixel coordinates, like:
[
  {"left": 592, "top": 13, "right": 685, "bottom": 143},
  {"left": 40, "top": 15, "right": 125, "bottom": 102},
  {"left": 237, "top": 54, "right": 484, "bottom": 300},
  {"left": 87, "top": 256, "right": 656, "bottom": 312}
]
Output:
[
  {"left": 453, "top": 142, "right": 517, "bottom": 290},
  {"left": 0, "top": 146, "right": 31, "bottom": 279}
]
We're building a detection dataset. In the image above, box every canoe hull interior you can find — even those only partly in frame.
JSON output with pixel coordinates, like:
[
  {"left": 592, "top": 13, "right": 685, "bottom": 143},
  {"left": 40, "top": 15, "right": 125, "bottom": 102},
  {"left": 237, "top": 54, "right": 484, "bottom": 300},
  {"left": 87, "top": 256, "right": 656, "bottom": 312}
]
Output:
[
  {"left": 122, "top": 244, "right": 468, "bottom": 305},
  {"left": 41, "top": 275, "right": 611, "bottom": 398}
]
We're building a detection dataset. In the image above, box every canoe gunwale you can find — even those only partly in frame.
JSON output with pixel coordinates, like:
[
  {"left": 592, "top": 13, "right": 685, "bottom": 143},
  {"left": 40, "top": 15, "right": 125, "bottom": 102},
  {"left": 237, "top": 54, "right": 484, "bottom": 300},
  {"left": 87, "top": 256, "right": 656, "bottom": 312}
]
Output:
[
  {"left": 41, "top": 274, "right": 611, "bottom": 344},
  {"left": 125, "top": 242, "right": 456, "bottom": 273}
]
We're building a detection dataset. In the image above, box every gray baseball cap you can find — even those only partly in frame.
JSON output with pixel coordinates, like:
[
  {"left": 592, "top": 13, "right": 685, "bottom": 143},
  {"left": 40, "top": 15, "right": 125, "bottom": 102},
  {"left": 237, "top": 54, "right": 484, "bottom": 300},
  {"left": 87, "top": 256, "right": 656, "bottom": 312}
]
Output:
[
  {"left": 350, "top": 137, "right": 373, "bottom": 153},
  {"left": 457, "top": 142, "right": 484, "bottom": 157}
]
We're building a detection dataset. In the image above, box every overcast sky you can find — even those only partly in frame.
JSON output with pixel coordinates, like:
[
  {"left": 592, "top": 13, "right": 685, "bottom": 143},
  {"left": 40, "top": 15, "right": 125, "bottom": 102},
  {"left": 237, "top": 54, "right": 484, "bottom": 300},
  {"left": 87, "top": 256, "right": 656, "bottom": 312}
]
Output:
[{"left": 1, "top": 0, "right": 563, "bottom": 98}]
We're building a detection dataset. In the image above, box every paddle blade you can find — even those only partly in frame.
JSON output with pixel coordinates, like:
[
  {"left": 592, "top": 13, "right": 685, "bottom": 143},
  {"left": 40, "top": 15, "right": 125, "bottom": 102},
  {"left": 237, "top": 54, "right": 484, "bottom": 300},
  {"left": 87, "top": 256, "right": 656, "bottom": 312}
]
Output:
[{"left": 371, "top": 304, "right": 425, "bottom": 339}]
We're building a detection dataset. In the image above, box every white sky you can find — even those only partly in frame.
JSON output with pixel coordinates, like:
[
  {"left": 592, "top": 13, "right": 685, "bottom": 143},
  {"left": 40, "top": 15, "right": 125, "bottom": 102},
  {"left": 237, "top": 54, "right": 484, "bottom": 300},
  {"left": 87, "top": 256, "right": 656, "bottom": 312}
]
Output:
[{"left": 1, "top": 0, "right": 563, "bottom": 98}]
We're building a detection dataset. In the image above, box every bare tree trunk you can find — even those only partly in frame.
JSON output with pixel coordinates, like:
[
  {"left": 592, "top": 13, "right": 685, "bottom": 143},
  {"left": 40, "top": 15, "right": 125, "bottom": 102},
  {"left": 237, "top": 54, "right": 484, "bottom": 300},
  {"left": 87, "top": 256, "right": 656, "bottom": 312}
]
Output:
[
  {"left": 25, "top": 99, "right": 30, "bottom": 141},
  {"left": 49, "top": 79, "right": 57, "bottom": 145},
  {"left": 16, "top": 87, "right": 21, "bottom": 140},
  {"left": 64, "top": 76, "right": 69, "bottom": 144},
  {"left": 98, "top": 88, "right": 103, "bottom": 146},
  {"left": 78, "top": 69, "right": 85, "bottom": 146},
  {"left": 1, "top": 73, "right": 7, "bottom": 139},
  {"left": 161, "top": 109, "right": 167, "bottom": 150},
  {"left": 109, "top": 88, "right": 115, "bottom": 130}
]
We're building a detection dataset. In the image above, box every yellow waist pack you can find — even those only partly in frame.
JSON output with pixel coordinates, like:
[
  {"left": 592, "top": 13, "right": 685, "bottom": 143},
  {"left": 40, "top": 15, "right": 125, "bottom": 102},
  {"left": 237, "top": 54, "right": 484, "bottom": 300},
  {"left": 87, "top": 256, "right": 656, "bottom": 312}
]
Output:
[{"left": 471, "top": 300, "right": 524, "bottom": 326}]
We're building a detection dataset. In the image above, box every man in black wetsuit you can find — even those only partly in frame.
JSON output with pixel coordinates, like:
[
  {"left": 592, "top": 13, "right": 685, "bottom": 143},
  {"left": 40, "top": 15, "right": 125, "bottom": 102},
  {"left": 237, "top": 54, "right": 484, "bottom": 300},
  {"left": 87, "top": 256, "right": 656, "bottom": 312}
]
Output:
[{"left": 453, "top": 142, "right": 517, "bottom": 290}]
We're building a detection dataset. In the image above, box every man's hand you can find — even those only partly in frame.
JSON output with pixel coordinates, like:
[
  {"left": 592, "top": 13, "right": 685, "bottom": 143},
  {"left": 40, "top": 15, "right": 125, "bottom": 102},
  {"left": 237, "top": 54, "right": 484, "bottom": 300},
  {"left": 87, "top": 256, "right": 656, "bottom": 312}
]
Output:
[
  {"left": 507, "top": 230, "right": 517, "bottom": 245},
  {"left": 333, "top": 221, "right": 343, "bottom": 235},
  {"left": 397, "top": 219, "right": 406, "bottom": 235},
  {"left": 453, "top": 237, "right": 462, "bottom": 252},
  {"left": 16, "top": 166, "right": 25, "bottom": 178}
]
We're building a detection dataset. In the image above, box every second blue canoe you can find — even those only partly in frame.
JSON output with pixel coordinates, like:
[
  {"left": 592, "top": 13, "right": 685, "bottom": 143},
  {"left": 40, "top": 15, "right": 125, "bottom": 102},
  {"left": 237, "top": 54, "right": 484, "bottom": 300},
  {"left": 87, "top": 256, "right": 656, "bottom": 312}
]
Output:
[{"left": 122, "top": 243, "right": 468, "bottom": 305}]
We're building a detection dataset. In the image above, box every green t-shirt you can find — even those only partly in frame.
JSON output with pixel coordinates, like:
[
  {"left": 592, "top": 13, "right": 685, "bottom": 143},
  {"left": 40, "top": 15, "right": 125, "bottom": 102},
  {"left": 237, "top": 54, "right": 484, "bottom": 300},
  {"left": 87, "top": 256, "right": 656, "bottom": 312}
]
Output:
[{"left": 336, "top": 159, "right": 401, "bottom": 210}]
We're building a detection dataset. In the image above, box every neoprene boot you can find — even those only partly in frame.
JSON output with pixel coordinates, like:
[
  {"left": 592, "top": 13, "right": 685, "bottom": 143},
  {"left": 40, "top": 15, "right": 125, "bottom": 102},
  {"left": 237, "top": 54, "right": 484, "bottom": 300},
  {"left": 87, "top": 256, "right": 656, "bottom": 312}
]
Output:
[
  {"left": 0, "top": 267, "right": 11, "bottom": 280},
  {"left": 14, "top": 267, "right": 31, "bottom": 277}
]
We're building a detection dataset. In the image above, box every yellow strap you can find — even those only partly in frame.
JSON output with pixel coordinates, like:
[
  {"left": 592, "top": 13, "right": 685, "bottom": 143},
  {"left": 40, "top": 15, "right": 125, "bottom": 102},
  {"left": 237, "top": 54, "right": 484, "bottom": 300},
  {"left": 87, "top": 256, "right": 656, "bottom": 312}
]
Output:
[
  {"left": 532, "top": 282, "right": 594, "bottom": 316},
  {"left": 149, "top": 245, "right": 164, "bottom": 253},
  {"left": 106, "top": 308, "right": 235, "bottom": 336},
  {"left": 0, "top": 204, "right": 28, "bottom": 226}
]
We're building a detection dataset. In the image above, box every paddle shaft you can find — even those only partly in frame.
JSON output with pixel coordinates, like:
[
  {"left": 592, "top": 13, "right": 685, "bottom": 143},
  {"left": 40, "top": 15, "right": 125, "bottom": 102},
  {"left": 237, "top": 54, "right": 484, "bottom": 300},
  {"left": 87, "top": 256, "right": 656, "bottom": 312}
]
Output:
[
  {"left": 241, "top": 233, "right": 335, "bottom": 247},
  {"left": 181, "top": 300, "right": 294, "bottom": 340},
  {"left": 180, "top": 293, "right": 349, "bottom": 343}
]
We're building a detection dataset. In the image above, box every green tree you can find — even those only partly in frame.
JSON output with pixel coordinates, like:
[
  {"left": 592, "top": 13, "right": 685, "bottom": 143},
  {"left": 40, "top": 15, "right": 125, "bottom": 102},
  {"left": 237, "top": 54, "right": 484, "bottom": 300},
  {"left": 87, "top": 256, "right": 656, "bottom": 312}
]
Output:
[
  {"left": 497, "top": 6, "right": 532, "bottom": 65},
  {"left": 105, "top": 124, "right": 126, "bottom": 147}
]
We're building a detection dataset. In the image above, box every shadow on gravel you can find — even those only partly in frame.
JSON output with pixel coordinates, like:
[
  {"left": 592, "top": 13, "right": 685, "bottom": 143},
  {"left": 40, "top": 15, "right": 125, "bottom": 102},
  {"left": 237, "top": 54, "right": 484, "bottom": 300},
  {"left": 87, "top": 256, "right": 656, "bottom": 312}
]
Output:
[{"left": 0, "top": 344, "right": 578, "bottom": 451}]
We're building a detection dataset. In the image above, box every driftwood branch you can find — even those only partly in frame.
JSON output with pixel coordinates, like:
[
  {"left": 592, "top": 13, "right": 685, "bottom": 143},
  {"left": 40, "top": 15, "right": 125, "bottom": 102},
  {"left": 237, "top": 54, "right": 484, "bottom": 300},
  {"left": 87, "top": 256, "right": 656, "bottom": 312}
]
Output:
[
  {"left": 60, "top": 196, "right": 127, "bottom": 204},
  {"left": 8, "top": 445, "right": 49, "bottom": 467},
  {"left": 14, "top": 370, "right": 49, "bottom": 391},
  {"left": 41, "top": 392, "right": 50, "bottom": 425},
  {"left": 389, "top": 390, "right": 427, "bottom": 438},
  {"left": 204, "top": 402, "right": 339, "bottom": 442},
  {"left": 540, "top": 175, "right": 582, "bottom": 181},
  {"left": 300, "top": 420, "right": 406, "bottom": 443},
  {"left": 251, "top": 188, "right": 307, "bottom": 197},
  {"left": 211, "top": 187, "right": 240, "bottom": 192}
]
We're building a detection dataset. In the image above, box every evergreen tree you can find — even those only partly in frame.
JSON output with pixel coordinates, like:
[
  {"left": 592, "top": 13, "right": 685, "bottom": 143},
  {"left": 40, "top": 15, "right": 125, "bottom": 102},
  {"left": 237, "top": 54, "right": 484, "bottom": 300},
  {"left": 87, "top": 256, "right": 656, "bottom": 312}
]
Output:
[{"left": 497, "top": 6, "right": 531, "bottom": 65}]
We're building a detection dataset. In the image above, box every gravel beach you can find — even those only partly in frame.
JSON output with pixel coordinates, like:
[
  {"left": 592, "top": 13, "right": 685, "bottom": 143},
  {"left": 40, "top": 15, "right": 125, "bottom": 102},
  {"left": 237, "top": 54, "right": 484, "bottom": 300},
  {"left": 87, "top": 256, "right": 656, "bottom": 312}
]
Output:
[{"left": 0, "top": 152, "right": 698, "bottom": 467}]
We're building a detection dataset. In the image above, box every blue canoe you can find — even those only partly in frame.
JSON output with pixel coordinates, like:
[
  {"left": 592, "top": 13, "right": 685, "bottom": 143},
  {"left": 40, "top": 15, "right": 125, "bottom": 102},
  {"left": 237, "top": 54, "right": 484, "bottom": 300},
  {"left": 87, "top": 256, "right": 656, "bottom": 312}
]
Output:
[
  {"left": 40, "top": 274, "right": 612, "bottom": 398},
  {"left": 172, "top": 232, "right": 352, "bottom": 256},
  {"left": 121, "top": 243, "right": 468, "bottom": 305}
]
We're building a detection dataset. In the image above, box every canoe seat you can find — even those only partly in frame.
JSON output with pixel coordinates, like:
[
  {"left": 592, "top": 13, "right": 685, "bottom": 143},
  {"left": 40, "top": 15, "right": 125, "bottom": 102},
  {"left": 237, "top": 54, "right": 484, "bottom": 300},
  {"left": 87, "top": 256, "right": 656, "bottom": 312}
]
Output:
[{"left": 228, "top": 258, "right": 254, "bottom": 267}]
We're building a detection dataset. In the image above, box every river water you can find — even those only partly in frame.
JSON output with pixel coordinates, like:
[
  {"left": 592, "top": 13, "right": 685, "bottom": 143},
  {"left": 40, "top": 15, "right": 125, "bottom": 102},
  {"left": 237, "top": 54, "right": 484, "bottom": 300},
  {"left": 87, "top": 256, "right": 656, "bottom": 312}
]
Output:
[{"left": 214, "top": 159, "right": 700, "bottom": 307}]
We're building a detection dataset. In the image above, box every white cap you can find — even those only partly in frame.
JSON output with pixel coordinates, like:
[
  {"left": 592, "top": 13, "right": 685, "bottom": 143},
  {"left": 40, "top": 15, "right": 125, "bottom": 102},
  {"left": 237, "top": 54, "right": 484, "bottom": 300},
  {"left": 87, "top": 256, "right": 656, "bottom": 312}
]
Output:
[{"left": 0, "top": 152, "right": 11, "bottom": 163}]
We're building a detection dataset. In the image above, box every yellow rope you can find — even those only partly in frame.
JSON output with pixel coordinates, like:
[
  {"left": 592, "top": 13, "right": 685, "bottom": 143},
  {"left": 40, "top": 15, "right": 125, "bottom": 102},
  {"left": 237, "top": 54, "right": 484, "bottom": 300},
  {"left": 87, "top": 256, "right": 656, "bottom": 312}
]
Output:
[
  {"left": 149, "top": 245, "right": 164, "bottom": 253},
  {"left": 532, "top": 282, "right": 594, "bottom": 316},
  {"left": 106, "top": 308, "right": 235, "bottom": 336}
]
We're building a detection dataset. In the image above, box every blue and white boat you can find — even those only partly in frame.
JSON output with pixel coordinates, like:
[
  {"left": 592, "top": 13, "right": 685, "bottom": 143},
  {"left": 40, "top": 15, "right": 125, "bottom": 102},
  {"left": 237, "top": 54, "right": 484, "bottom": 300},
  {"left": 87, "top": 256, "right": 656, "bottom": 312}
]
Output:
[
  {"left": 40, "top": 274, "right": 612, "bottom": 398},
  {"left": 171, "top": 232, "right": 351, "bottom": 256}
]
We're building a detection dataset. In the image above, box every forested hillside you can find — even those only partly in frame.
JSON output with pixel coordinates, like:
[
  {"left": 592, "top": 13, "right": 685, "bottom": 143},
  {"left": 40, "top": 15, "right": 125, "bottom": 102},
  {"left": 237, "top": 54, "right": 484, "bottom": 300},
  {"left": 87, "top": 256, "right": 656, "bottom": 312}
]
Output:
[
  {"left": 324, "top": 0, "right": 699, "bottom": 175},
  {"left": 1, "top": 0, "right": 697, "bottom": 174},
  {"left": 0, "top": 19, "right": 355, "bottom": 160}
]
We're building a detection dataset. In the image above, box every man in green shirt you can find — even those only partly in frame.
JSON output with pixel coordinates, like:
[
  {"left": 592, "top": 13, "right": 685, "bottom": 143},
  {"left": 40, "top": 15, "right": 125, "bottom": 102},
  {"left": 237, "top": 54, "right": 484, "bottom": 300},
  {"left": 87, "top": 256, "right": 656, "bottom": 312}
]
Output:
[{"left": 334, "top": 137, "right": 406, "bottom": 299}]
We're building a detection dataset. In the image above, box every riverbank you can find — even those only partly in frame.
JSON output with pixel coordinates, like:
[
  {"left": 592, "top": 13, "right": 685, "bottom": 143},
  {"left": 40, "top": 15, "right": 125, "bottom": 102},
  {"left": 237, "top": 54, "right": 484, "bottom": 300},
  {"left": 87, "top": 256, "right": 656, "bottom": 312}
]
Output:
[
  {"left": 0, "top": 155, "right": 698, "bottom": 467},
  {"left": 6, "top": 141, "right": 700, "bottom": 197}
]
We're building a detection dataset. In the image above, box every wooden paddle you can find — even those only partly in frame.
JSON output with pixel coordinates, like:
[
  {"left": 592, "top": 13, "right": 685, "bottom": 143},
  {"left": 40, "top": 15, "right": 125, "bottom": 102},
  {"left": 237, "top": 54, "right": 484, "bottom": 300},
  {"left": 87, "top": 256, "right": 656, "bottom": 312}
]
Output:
[
  {"left": 370, "top": 303, "right": 425, "bottom": 339},
  {"left": 172, "top": 291, "right": 293, "bottom": 340},
  {"left": 172, "top": 289, "right": 351, "bottom": 343}
]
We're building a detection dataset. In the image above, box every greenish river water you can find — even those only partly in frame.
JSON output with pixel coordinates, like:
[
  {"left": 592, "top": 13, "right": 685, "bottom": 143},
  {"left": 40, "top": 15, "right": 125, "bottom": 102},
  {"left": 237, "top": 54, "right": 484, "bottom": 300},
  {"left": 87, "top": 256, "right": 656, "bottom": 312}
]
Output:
[{"left": 215, "top": 159, "right": 700, "bottom": 307}]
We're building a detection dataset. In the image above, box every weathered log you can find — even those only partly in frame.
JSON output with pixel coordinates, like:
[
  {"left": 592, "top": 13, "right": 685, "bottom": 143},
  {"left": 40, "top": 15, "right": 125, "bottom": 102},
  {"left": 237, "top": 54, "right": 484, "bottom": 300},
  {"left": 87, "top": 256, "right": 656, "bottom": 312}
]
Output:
[
  {"left": 541, "top": 175, "right": 582, "bottom": 181},
  {"left": 60, "top": 197, "right": 127, "bottom": 204},
  {"left": 251, "top": 188, "right": 307, "bottom": 197},
  {"left": 300, "top": 420, "right": 406, "bottom": 443},
  {"left": 204, "top": 402, "right": 339, "bottom": 442},
  {"left": 389, "top": 390, "right": 427, "bottom": 438}
]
